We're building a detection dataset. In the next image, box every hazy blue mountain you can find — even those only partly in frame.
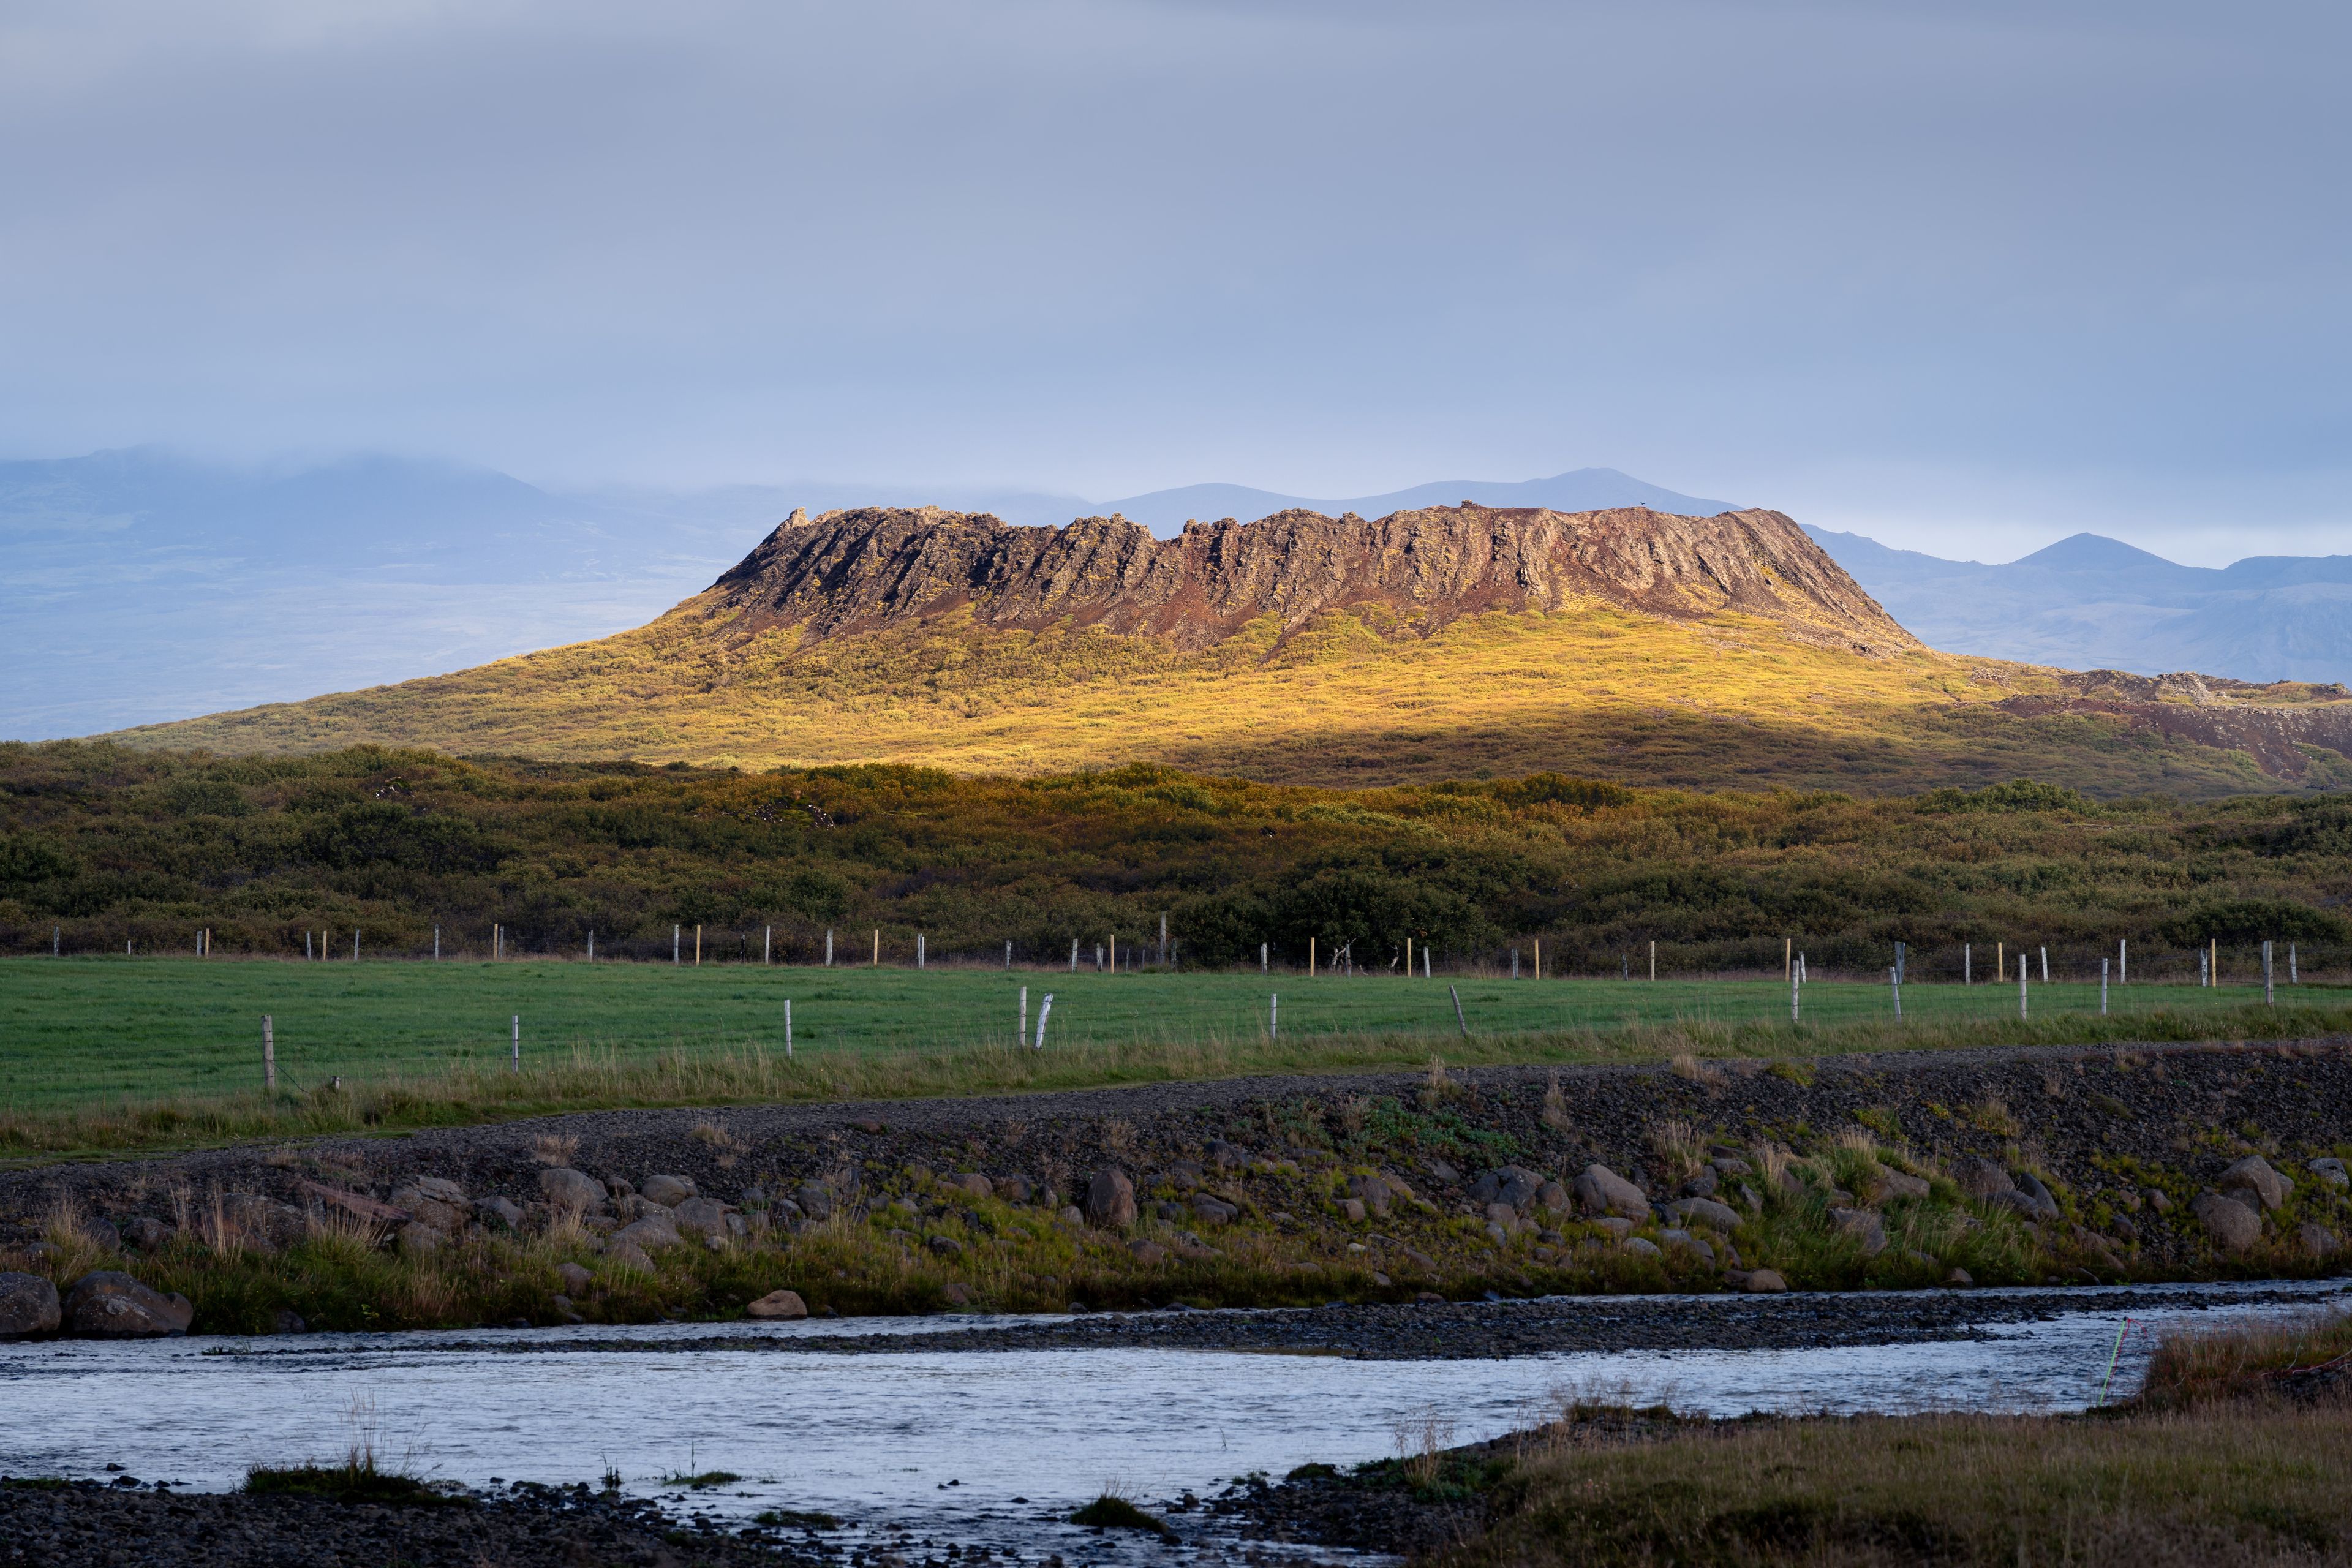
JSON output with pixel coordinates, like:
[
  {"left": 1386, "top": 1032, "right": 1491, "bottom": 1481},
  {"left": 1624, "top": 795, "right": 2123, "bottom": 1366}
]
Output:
[
  {"left": 1096, "top": 467, "right": 1739, "bottom": 536},
  {"left": 1809, "top": 527, "right": 2352, "bottom": 686}
]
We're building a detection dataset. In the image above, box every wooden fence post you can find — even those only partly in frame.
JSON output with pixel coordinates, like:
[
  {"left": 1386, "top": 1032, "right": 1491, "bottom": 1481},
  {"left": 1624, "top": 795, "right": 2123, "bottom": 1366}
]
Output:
[
  {"left": 511, "top": 1014, "right": 520, "bottom": 1071},
  {"left": 785, "top": 999, "right": 793, "bottom": 1057},
  {"left": 263, "top": 1015, "right": 276, "bottom": 1090}
]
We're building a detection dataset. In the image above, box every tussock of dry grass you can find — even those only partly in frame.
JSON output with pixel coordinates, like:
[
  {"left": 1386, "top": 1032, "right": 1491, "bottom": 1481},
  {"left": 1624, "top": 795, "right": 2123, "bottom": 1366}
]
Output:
[
  {"left": 2136, "top": 1309, "right": 2352, "bottom": 1409},
  {"left": 1450, "top": 1402, "right": 2352, "bottom": 1568}
]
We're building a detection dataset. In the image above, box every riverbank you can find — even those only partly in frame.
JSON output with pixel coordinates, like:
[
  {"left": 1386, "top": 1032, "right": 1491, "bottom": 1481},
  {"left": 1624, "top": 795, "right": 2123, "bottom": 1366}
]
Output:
[{"left": 2, "top": 1040, "right": 2348, "bottom": 1334}]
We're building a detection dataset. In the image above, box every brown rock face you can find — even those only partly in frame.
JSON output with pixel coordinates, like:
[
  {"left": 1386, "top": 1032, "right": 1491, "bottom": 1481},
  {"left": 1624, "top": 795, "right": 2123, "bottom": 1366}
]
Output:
[{"left": 701, "top": 502, "right": 1916, "bottom": 654}]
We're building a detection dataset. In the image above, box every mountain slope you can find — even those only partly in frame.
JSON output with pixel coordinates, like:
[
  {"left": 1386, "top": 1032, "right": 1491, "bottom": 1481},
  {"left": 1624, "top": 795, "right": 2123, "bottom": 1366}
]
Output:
[
  {"left": 1809, "top": 526, "right": 2352, "bottom": 685},
  {"left": 106, "top": 503, "right": 2352, "bottom": 799}
]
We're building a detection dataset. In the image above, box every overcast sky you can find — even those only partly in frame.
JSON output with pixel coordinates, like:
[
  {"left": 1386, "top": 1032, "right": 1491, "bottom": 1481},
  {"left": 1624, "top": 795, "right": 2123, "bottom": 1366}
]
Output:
[{"left": 4, "top": 0, "right": 2349, "bottom": 564}]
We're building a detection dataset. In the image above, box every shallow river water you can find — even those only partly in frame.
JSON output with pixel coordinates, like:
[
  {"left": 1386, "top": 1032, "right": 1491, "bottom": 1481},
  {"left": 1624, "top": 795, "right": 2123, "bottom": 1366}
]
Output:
[{"left": 2, "top": 1280, "right": 2345, "bottom": 1559}]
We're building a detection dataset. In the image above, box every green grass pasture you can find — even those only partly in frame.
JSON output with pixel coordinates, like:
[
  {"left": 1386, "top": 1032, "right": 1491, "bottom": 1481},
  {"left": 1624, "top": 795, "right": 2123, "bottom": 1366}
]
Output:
[{"left": 2, "top": 955, "right": 2333, "bottom": 1115}]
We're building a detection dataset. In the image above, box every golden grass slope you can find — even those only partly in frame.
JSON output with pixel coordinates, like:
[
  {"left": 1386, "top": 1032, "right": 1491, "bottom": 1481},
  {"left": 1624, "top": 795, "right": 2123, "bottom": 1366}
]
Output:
[{"left": 108, "top": 590, "right": 2352, "bottom": 798}]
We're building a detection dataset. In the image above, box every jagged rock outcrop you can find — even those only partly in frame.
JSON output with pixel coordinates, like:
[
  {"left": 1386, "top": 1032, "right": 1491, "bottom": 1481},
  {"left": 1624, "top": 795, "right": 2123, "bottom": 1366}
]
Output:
[
  {"left": 698, "top": 503, "right": 1918, "bottom": 655},
  {"left": 1997, "top": 670, "right": 2352, "bottom": 780}
]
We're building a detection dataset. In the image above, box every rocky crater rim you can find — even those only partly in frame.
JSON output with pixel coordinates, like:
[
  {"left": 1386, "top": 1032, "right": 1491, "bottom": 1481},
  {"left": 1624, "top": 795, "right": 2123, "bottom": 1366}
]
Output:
[{"left": 697, "top": 501, "right": 1919, "bottom": 656}]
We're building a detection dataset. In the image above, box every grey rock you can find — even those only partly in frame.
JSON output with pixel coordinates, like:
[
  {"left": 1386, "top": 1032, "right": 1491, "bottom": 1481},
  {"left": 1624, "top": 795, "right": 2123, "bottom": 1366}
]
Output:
[
  {"left": 1340, "top": 1199, "right": 1367, "bottom": 1223},
  {"left": 2192, "top": 1192, "right": 2264, "bottom": 1253},
  {"left": 1741, "top": 1268, "right": 1788, "bottom": 1292},
  {"left": 1711, "top": 1156, "right": 1754, "bottom": 1178},
  {"left": 538, "top": 1168, "right": 608, "bottom": 1213},
  {"left": 1665, "top": 1197, "right": 1743, "bottom": 1234},
  {"left": 1947, "top": 1267, "right": 1974, "bottom": 1286},
  {"left": 396, "top": 1222, "right": 447, "bottom": 1256},
  {"left": 118, "top": 1217, "right": 174, "bottom": 1252},
  {"left": 224, "top": 1194, "right": 306, "bottom": 1251},
  {"left": 1830, "top": 1207, "right": 1888, "bottom": 1256},
  {"left": 273, "top": 1308, "right": 307, "bottom": 1335},
  {"left": 475, "top": 1196, "right": 525, "bottom": 1231},
  {"left": 1573, "top": 1164, "right": 1649, "bottom": 1219},
  {"left": 1131, "top": 1239, "right": 1170, "bottom": 1266},
  {"left": 1483, "top": 1221, "right": 1509, "bottom": 1245},
  {"left": 0, "top": 1272, "right": 61, "bottom": 1338},
  {"left": 1469, "top": 1167, "right": 1545, "bottom": 1210},
  {"left": 2146, "top": 1188, "right": 2173, "bottom": 1213},
  {"left": 1534, "top": 1180, "right": 1570, "bottom": 1213},
  {"left": 2218, "top": 1155, "right": 2292, "bottom": 1212},
  {"left": 1345, "top": 1175, "right": 1394, "bottom": 1217},
  {"left": 1190, "top": 1193, "right": 1240, "bottom": 1225},
  {"left": 1989, "top": 1189, "right": 2047, "bottom": 1221},
  {"left": 639, "top": 1174, "right": 696, "bottom": 1208},
  {"left": 2309, "top": 1158, "right": 2349, "bottom": 1191},
  {"left": 412, "top": 1176, "right": 468, "bottom": 1205},
  {"left": 61, "top": 1272, "right": 192, "bottom": 1338},
  {"left": 948, "top": 1172, "right": 994, "bottom": 1199},
  {"left": 1086, "top": 1169, "right": 1138, "bottom": 1229},
  {"left": 1167, "top": 1160, "right": 1205, "bottom": 1190},
  {"left": 1381, "top": 1171, "right": 1420, "bottom": 1204},
  {"left": 1058, "top": 1205, "right": 1085, "bottom": 1226},
  {"left": 1483, "top": 1202, "right": 1520, "bottom": 1229},
  {"left": 927, "top": 1234, "right": 963, "bottom": 1257},
  {"left": 794, "top": 1183, "right": 835, "bottom": 1223},
  {"left": 80, "top": 1218, "right": 121, "bottom": 1252},
  {"left": 2298, "top": 1223, "right": 2342, "bottom": 1259},
  {"left": 671, "top": 1197, "right": 735, "bottom": 1240},
  {"left": 995, "top": 1175, "right": 1034, "bottom": 1204},
  {"left": 1951, "top": 1156, "right": 2015, "bottom": 1200},
  {"left": 389, "top": 1186, "right": 470, "bottom": 1233},
  {"left": 556, "top": 1262, "right": 594, "bottom": 1294},
  {"left": 1875, "top": 1171, "right": 1932, "bottom": 1202},
  {"left": 1425, "top": 1159, "right": 1462, "bottom": 1185},
  {"left": 1659, "top": 1229, "right": 1714, "bottom": 1264},
  {"left": 1594, "top": 1216, "right": 1634, "bottom": 1239},
  {"left": 747, "top": 1289, "right": 808, "bottom": 1319},
  {"left": 613, "top": 1216, "right": 681, "bottom": 1252},
  {"left": 2015, "top": 1174, "right": 2062, "bottom": 1221},
  {"left": 1679, "top": 1170, "right": 1719, "bottom": 1198},
  {"left": 1206, "top": 1140, "right": 1249, "bottom": 1170},
  {"left": 1619, "top": 1237, "right": 1663, "bottom": 1258},
  {"left": 603, "top": 1240, "right": 656, "bottom": 1274}
]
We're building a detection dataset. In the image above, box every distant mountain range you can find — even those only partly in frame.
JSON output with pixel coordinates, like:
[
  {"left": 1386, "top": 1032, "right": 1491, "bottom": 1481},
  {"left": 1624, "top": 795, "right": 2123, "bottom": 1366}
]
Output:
[{"left": 1807, "top": 528, "right": 2352, "bottom": 688}]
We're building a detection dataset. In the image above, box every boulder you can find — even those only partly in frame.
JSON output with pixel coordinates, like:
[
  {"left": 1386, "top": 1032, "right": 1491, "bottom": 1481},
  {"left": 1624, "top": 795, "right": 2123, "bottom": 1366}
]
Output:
[
  {"left": 61, "top": 1272, "right": 192, "bottom": 1338},
  {"left": 1205, "top": 1140, "right": 1249, "bottom": 1170},
  {"left": 0, "top": 1272, "right": 61, "bottom": 1339},
  {"left": 1874, "top": 1171, "right": 1932, "bottom": 1202},
  {"left": 1381, "top": 1171, "right": 1420, "bottom": 1203},
  {"left": 1741, "top": 1268, "right": 1789, "bottom": 1293},
  {"left": 119, "top": 1217, "right": 174, "bottom": 1253},
  {"left": 1534, "top": 1180, "right": 1570, "bottom": 1214},
  {"left": 671, "top": 1197, "right": 735, "bottom": 1240},
  {"left": 1619, "top": 1236, "right": 1663, "bottom": 1258},
  {"left": 412, "top": 1177, "right": 468, "bottom": 1205},
  {"left": 538, "top": 1168, "right": 608, "bottom": 1213},
  {"left": 2145, "top": 1188, "right": 2173, "bottom": 1213},
  {"left": 928, "top": 1235, "right": 963, "bottom": 1257},
  {"left": 1469, "top": 1167, "right": 1545, "bottom": 1210},
  {"left": 556, "top": 1262, "right": 594, "bottom": 1294},
  {"left": 1830, "top": 1207, "right": 1888, "bottom": 1256},
  {"left": 1711, "top": 1156, "right": 1753, "bottom": 1178},
  {"left": 388, "top": 1186, "right": 470, "bottom": 1233},
  {"left": 949, "top": 1173, "right": 994, "bottom": 1200},
  {"left": 1573, "top": 1164, "right": 1649, "bottom": 1220},
  {"left": 1166, "top": 1160, "right": 1205, "bottom": 1191},
  {"left": 1951, "top": 1156, "right": 2015, "bottom": 1200},
  {"left": 1058, "top": 1205, "right": 1085, "bottom": 1226},
  {"left": 80, "top": 1218, "right": 122, "bottom": 1252},
  {"left": 1679, "top": 1169, "right": 1719, "bottom": 1198},
  {"left": 2192, "top": 1192, "right": 2264, "bottom": 1253},
  {"left": 746, "top": 1289, "right": 809, "bottom": 1320},
  {"left": 1340, "top": 1199, "right": 1367, "bottom": 1223},
  {"left": 1086, "top": 1170, "right": 1138, "bottom": 1229},
  {"left": 475, "top": 1196, "right": 525, "bottom": 1231},
  {"left": 224, "top": 1194, "right": 306, "bottom": 1251},
  {"left": 1659, "top": 1229, "right": 1714, "bottom": 1265},
  {"left": 1665, "top": 1197, "right": 1743, "bottom": 1234},
  {"left": 639, "top": 1175, "right": 696, "bottom": 1208},
  {"left": 1594, "top": 1216, "right": 1634, "bottom": 1239},
  {"left": 1947, "top": 1267, "right": 1974, "bottom": 1287},
  {"left": 273, "top": 1308, "right": 307, "bottom": 1335},
  {"left": 603, "top": 1240, "right": 656, "bottom": 1274},
  {"left": 2014, "top": 1174, "right": 2062, "bottom": 1221},
  {"left": 794, "top": 1183, "right": 835, "bottom": 1223},
  {"left": 396, "top": 1223, "right": 446, "bottom": 1256},
  {"left": 1989, "top": 1190, "right": 2048, "bottom": 1221},
  {"left": 941, "top": 1283, "right": 974, "bottom": 1307},
  {"left": 1190, "top": 1193, "right": 1240, "bottom": 1226},
  {"left": 1130, "top": 1239, "right": 1170, "bottom": 1266},
  {"left": 2218, "top": 1155, "right": 2292, "bottom": 1212},
  {"left": 995, "top": 1175, "right": 1035, "bottom": 1204},
  {"left": 1344, "top": 1175, "right": 1393, "bottom": 1217},
  {"left": 2311, "top": 1158, "right": 2349, "bottom": 1191},
  {"left": 2298, "top": 1223, "right": 2342, "bottom": 1260},
  {"left": 614, "top": 1216, "right": 681, "bottom": 1253}
]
